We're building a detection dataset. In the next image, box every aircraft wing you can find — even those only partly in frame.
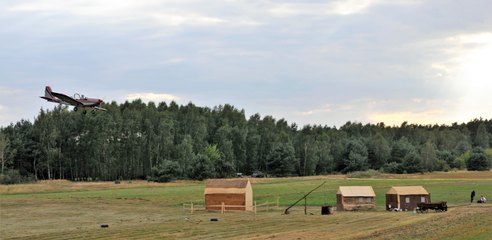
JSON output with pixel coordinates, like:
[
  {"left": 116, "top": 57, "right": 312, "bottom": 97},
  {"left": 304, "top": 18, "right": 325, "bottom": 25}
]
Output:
[
  {"left": 94, "top": 106, "right": 108, "bottom": 112},
  {"left": 40, "top": 96, "right": 60, "bottom": 103},
  {"left": 51, "top": 92, "right": 83, "bottom": 106}
]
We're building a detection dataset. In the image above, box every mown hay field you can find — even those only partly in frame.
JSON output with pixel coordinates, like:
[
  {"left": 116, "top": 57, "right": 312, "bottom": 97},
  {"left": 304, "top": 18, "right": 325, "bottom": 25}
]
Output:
[{"left": 1, "top": 171, "right": 491, "bottom": 239}]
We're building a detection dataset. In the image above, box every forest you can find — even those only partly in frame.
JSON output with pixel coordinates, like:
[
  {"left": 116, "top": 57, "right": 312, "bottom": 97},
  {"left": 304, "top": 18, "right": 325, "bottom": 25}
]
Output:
[{"left": 0, "top": 100, "right": 491, "bottom": 183}]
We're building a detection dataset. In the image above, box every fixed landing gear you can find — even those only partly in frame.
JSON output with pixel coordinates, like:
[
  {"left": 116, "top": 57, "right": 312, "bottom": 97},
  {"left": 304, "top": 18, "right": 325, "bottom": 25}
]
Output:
[
  {"left": 74, "top": 107, "right": 87, "bottom": 114},
  {"left": 73, "top": 107, "right": 95, "bottom": 115}
]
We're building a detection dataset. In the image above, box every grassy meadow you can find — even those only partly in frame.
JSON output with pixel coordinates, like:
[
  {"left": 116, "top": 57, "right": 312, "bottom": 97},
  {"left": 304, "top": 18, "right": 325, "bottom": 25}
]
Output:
[{"left": 1, "top": 171, "right": 491, "bottom": 239}]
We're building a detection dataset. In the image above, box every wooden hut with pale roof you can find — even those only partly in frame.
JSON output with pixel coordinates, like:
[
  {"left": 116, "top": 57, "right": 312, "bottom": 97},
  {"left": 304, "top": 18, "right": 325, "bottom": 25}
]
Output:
[
  {"left": 205, "top": 179, "right": 253, "bottom": 211},
  {"left": 386, "top": 186, "right": 430, "bottom": 211},
  {"left": 336, "top": 186, "right": 376, "bottom": 211}
]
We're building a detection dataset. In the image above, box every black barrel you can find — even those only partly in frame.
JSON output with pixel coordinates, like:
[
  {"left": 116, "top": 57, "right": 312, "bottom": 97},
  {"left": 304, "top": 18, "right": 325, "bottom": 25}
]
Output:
[{"left": 321, "top": 206, "right": 331, "bottom": 215}]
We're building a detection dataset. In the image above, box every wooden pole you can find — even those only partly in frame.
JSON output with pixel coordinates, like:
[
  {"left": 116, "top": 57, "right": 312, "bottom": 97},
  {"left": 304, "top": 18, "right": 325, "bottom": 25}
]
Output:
[
  {"left": 191, "top": 202, "right": 194, "bottom": 214},
  {"left": 254, "top": 201, "right": 257, "bottom": 214},
  {"left": 221, "top": 202, "right": 225, "bottom": 214},
  {"left": 304, "top": 196, "right": 307, "bottom": 215}
]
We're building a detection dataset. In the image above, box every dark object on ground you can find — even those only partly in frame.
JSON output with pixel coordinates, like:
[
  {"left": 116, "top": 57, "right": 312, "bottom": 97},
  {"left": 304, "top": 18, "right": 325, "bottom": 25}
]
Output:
[
  {"left": 100, "top": 224, "right": 109, "bottom": 228},
  {"left": 251, "top": 171, "right": 265, "bottom": 178},
  {"left": 210, "top": 218, "right": 219, "bottom": 222},
  {"left": 471, "top": 190, "right": 475, "bottom": 203},
  {"left": 321, "top": 206, "right": 334, "bottom": 215},
  {"left": 417, "top": 201, "right": 447, "bottom": 213}
]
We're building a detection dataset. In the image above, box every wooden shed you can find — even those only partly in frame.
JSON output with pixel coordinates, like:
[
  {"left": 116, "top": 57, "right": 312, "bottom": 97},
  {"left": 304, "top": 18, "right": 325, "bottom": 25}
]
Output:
[
  {"left": 336, "top": 186, "right": 376, "bottom": 211},
  {"left": 205, "top": 179, "right": 253, "bottom": 211},
  {"left": 386, "top": 186, "right": 430, "bottom": 211}
]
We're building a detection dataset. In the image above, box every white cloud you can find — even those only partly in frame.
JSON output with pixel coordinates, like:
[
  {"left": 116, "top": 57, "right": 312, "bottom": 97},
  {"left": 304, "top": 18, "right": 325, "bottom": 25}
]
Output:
[
  {"left": 269, "top": 2, "right": 368, "bottom": 17},
  {"left": 297, "top": 101, "right": 367, "bottom": 118},
  {"left": 161, "top": 57, "right": 186, "bottom": 65},
  {"left": 291, "top": 97, "right": 467, "bottom": 126},
  {"left": 368, "top": 109, "right": 451, "bottom": 126},
  {"left": 125, "top": 92, "right": 180, "bottom": 103},
  {"left": 425, "top": 32, "right": 492, "bottom": 122},
  {"left": 452, "top": 32, "right": 492, "bottom": 44},
  {"left": 339, "top": 104, "right": 355, "bottom": 111},
  {"left": 332, "top": 0, "right": 381, "bottom": 15},
  {"left": 298, "top": 104, "right": 332, "bottom": 116},
  {"left": 269, "top": 0, "right": 420, "bottom": 17},
  {"left": 9, "top": 0, "right": 145, "bottom": 17},
  {"left": 452, "top": 33, "right": 492, "bottom": 121},
  {"left": 0, "top": 87, "right": 38, "bottom": 127},
  {"left": 8, "top": 0, "right": 227, "bottom": 27},
  {"left": 0, "top": 87, "right": 23, "bottom": 96},
  {"left": 148, "top": 13, "right": 225, "bottom": 27},
  {"left": 2, "top": 0, "right": 491, "bottom": 128},
  {"left": 202, "top": 48, "right": 267, "bottom": 58}
]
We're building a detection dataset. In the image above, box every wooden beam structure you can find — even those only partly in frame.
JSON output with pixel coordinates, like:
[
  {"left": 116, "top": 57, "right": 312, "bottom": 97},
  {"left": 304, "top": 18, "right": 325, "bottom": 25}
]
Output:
[{"left": 284, "top": 181, "right": 326, "bottom": 214}]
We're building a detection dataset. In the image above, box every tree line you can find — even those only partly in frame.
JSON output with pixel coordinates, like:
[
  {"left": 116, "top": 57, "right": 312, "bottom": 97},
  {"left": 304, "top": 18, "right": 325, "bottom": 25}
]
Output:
[{"left": 0, "top": 100, "right": 491, "bottom": 183}]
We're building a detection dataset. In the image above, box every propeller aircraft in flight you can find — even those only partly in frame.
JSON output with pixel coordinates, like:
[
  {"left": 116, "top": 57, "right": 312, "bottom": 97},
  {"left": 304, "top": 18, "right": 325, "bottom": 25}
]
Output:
[{"left": 40, "top": 86, "right": 107, "bottom": 114}]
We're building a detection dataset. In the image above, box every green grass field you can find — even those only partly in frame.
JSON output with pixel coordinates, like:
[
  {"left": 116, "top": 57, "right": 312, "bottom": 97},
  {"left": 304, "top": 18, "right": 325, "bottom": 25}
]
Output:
[{"left": 1, "top": 171, "right": 491, "bottom": 239}]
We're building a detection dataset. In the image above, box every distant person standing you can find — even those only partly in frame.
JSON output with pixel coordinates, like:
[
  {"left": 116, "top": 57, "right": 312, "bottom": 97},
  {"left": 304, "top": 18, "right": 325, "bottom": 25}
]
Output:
[{"left": 471, "top": 190, "right": 475, "bottom": 203}]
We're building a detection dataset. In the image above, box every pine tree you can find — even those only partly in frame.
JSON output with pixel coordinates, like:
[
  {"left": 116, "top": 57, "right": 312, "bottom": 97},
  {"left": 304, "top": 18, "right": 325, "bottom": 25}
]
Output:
[{"left": 475, "top": 123, "right": 490, "bottom": 148}]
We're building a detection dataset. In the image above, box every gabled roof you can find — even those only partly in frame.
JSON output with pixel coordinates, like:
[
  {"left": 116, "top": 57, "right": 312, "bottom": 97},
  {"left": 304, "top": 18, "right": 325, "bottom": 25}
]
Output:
[
  {"left": 205, "top": 179, "right": 252, "bottom": 195},
  {"left": 337, "top": 186, "right": 375, "bottom": 197},
  {"left": 386, "top": 186, "right": 429, "bottom": 195},
  {"left": 206, "top": 179, "right": 250, "bottom": 189}
]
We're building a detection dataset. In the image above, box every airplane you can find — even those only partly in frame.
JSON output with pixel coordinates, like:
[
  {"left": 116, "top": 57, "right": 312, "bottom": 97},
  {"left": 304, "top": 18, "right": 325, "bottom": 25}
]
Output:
[{"left": 40, "top": 86, "right": 107, "bottom": 114}]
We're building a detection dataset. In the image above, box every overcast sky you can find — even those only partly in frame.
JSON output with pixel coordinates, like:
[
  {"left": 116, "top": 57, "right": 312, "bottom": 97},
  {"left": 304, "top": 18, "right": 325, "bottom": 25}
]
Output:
[{"left": 1, "top": 0, "right": 491, "bottom": 127}]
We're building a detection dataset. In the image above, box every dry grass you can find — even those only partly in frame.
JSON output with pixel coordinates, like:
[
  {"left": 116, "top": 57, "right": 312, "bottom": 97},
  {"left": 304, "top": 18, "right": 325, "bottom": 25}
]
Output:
[
  {"left": 378, "top": 170, "right": 492, "bottom": 180},
  {"left": 2, "top": 197, "right": 490, "bottom": 240},
  {"left": 251, "top": 170, "right": 492, "bottom": 183},
  {"left": 0, "top": 180, "right": 202, "bottom": 194},
  {"left": 1, "top": 170, "right": 490, "bottom": 195},
  {"left": 361, "top": 205, "right": 492, "bottom": 240},
  {"left": 1, "top": 171, "right": 491, "bottom": 239}
]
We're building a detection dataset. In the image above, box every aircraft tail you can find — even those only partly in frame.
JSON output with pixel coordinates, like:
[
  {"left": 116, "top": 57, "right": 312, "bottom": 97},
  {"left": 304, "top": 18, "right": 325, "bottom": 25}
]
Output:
[
  {"left": 40, "top": 86, "right": 58, "bottom": 102},
  {"left": 45, "top": 86, "right": 54, "bottom": 99}
]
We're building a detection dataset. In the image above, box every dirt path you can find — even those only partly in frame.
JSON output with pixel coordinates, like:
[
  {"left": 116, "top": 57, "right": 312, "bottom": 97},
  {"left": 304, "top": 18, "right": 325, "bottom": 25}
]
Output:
[{"left": 359, "top": 205, "right": 492, "bottom": 240}]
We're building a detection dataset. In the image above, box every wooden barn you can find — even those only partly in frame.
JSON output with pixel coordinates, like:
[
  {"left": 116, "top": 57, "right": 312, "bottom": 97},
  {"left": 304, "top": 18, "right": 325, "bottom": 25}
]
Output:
[
  {"left": 336, "top": 186, "right": 376, "bottom": 211},
  {"left": 386, "top": 186, "right": 430, "bottom": 211},
  {"left": 205, "top": 179, "right": 253, "bottom": 211}
]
